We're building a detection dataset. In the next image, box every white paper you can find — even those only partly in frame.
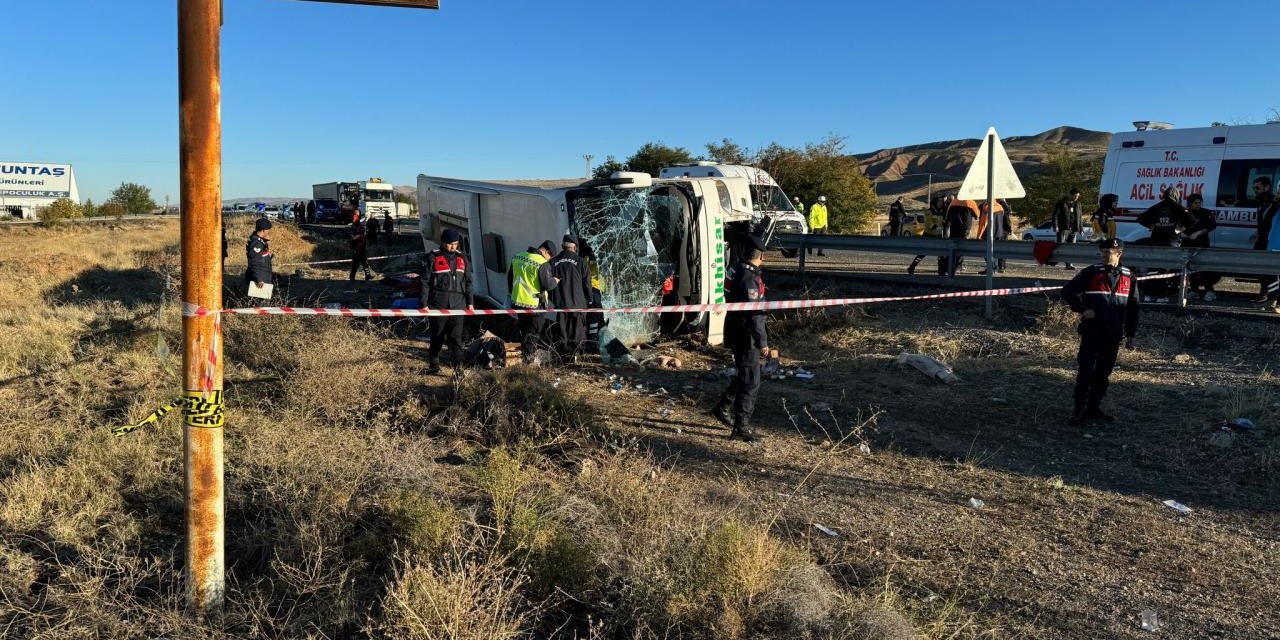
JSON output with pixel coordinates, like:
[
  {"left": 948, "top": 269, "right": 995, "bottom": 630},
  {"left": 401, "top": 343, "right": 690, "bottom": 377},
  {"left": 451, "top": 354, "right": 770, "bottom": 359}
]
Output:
[{"left": 247, "top": 281, "right": 273, "bottom": 299}]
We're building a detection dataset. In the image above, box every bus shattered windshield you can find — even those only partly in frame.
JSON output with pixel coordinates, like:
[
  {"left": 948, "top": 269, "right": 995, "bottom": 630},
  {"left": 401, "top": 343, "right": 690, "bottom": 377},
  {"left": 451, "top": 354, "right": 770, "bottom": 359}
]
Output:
[{"left": 568, "top": 185, "right": 692, "bottom": 349}]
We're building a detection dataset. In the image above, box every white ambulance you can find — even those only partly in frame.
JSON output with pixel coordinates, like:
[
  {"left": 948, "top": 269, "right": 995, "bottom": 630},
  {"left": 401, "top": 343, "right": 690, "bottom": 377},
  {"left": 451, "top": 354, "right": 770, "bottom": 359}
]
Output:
[{"left": 1101, "top": 122, "right": 1280, "bottom": 248}]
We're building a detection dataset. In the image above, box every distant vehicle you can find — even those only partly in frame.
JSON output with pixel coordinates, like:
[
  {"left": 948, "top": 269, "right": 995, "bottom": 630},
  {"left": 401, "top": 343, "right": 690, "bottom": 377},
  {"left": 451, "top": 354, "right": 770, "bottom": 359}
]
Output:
[
  {"left": 1020, "top": 220, "right": 1095, "bottom": 242},
  {"left": 881, "top": 212, "right": 926, "bottom": 236},
  {"left": 263, "top": 205, "right": 281, "bottom": 219},
  {"left": 233, "top": 203, "right": 249, "bottom": 213},
  {"left": 313, "top": 178, "right": 396, "bottom": 223},
  {"left": 281, "top": 208, "right": 295, "bottom": 221},
  {"left": 1100, "top": 122, "right": 1280, "bottom": 248},
  {"left": 312, "top": 198, "right": 342, "bottom": 222},
  {"left": 659, "top": 162, "right": 807, "bottom": 257}
]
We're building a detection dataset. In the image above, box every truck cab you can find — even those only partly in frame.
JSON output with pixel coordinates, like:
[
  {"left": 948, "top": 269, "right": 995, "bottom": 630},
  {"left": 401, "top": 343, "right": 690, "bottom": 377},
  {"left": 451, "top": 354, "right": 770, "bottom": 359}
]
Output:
[
  {"left": 418, "top": 172, "right": 757, "bottom": 346},
  {"left": 358, "top": 178, "right": 396, "bottom": 222},
  {"left": 660, "top": 162, "right": 808, "bottom": 247}
]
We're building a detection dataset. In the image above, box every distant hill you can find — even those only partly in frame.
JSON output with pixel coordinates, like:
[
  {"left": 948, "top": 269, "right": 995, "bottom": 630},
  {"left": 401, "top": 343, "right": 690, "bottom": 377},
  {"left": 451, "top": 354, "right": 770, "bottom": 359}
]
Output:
[{"left": 859, "top": 126, "right": 1111, "bottom": 208}]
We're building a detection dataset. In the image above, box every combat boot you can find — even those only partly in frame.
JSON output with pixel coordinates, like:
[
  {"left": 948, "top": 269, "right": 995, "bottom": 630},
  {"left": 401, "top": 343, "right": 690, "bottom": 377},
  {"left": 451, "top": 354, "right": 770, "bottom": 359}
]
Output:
[
  {"left": 428, "top": 359, "right": 441, "bottom": 375},
  {"left": 730, "top": 421, "right": 758, "bottom": 442},
  {"left": 1068, "top": 404, "right": 1086, "bottom": 426},
  {"left": 709, "top": 401, "right": 733, "bottom": 429}
]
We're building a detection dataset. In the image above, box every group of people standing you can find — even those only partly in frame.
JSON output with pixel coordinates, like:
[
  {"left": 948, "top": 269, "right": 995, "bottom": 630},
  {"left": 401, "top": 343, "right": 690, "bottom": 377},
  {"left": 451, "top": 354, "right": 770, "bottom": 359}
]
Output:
[{"left": 905, "top": 193, "right": 1013, "bottom": 276}]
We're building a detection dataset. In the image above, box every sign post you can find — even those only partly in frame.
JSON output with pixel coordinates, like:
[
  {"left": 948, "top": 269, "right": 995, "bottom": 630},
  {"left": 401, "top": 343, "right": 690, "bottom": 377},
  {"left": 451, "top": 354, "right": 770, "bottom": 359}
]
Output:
[
  {"left": 958, "top": 127, "right": 1025, "bottom": 317},
  {"left": 176, "top": 0, "right": 437, "bottom": 617}
]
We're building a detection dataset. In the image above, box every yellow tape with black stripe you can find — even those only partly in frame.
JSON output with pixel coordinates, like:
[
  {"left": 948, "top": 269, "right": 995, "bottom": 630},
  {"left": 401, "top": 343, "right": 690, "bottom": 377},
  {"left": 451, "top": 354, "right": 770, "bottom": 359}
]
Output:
[{"left": 112, "top": 390, "right": 224, "bottom": 437}]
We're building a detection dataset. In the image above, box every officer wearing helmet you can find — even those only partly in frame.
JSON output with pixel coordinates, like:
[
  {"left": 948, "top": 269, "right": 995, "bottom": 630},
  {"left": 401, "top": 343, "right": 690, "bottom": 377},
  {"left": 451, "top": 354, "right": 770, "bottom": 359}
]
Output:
[
  {"left": 807, "top": 195, "right": 828, "bottom": 256},
  {"left": 1061, "top": 238, "right": 1141, "bottom": 425}
]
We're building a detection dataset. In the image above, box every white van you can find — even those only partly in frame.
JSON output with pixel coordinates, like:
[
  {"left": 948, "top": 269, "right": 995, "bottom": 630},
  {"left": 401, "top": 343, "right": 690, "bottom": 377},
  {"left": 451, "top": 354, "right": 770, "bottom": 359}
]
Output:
[
  {"left": 1101, "top": 123, "right": 1280, "bottom": 248},
  {"left": 659, "top": 162, "right": 808, "bottom": 239}
]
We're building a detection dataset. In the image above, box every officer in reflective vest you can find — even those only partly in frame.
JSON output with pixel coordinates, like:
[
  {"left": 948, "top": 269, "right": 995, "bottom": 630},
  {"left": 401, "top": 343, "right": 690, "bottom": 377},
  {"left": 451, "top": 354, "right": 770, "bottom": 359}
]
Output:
[
  {"left": 421, "top": 228, "right": 474, "bottom": 374},
  {"left": 1061, "top": 238, "right": 1140, "bottom": 426},
  {"left": 508, "top": 240, "right": 560, "bottom": 362},
  {"left": 711, "top": 234, "right": 769, "bottom": 442}
]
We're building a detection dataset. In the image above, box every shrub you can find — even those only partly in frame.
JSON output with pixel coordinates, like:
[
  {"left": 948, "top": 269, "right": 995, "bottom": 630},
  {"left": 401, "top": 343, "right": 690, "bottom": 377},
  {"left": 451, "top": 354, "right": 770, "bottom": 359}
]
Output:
[
  {"left": 377, "top": 549, "right": 531, "bottom": 640},
  {"left": 36, "top": 197, "right": 81, "bottom": 227}
]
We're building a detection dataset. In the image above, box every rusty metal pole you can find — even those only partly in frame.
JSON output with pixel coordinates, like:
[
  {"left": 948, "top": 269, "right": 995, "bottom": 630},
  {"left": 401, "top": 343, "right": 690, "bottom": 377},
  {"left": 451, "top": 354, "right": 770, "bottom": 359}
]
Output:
[{"left": 178, "top": 0, "right": 224, "bottom": 614}]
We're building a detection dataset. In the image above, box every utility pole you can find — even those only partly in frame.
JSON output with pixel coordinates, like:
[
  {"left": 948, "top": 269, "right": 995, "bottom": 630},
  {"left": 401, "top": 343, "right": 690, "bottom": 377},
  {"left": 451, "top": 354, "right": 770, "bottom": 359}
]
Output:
[
  {"left": 583, "top": 153, "right": 594, "bottom": 179},
  {"left": 176, "top": 0, "right": 438, "bottom": 617},
  {"left": 177, "top": 0, "right": 224, "bottom": 614}
]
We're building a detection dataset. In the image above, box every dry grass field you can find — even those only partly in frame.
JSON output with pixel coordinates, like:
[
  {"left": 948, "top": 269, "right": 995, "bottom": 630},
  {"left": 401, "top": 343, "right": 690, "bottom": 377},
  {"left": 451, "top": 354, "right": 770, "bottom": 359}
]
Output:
[{"left": 1, "top": 219, "right": 1277, "bottom": 639}]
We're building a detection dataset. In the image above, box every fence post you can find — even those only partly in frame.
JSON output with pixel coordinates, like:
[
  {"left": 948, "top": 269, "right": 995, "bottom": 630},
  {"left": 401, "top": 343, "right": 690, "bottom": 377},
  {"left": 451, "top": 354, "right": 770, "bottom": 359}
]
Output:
[{"left": 798, "top": 236, "right": 807, "bottom": 284}]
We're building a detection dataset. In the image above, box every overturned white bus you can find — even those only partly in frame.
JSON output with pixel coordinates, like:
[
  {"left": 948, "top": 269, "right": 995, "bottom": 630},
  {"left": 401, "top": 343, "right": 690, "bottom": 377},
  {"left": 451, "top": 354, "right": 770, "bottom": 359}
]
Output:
[{"left": 417, "top": 171, "right": 760, "bottom": 346}]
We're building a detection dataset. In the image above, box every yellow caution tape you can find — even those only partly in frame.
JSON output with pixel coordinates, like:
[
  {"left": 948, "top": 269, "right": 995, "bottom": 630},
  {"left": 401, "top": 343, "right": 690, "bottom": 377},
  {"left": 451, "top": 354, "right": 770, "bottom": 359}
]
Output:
[{"left": 112, "top": 390, "right": 224, "bottom": 437}]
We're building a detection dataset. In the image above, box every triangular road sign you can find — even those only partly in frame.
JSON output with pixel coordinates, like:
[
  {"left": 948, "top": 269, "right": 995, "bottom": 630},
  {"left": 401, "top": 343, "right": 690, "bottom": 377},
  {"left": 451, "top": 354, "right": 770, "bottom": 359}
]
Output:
[{"left": 958, "top": 127, "right": 1025, "bottom": 200}]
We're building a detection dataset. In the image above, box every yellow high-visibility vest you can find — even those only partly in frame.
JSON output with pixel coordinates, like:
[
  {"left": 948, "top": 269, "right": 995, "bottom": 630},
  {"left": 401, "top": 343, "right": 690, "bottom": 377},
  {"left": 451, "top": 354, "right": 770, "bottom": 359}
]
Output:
[
  {"left": 808, "top": 202, "right": 828, "bottom": 230},
  {"left": 510, "top": 250, "right": 547, "bottom": 308}
]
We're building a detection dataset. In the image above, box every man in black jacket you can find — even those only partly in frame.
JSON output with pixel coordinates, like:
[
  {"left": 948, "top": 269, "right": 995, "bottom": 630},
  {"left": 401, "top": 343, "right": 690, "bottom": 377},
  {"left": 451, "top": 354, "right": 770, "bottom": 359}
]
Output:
[
  {"left": 1053, "top": 188, "right": 1083, "bottom": 269},
  {"left": 1137, "top": 185, "right": 1189, "bottom": 246},
  {"left": 1181, "top": 193, "right": 1220, "bottom": 301},
  {"left": 549, "top": 234, "right": 591, "bottom": 357},
  {"left": 421, "top": 228, "right": 474, "bottom": 374},
  {"left": 1250, "top": 176, "right": 1279, "bottom": 306},
  {"left": 710, "top": 234, "right": 769, "bottom": 442},
  {"left": 1061, "top": 238, "right": 1140, "bottom": 426},
  {"left": 349, "top": 218, "right": 373, "bottom": 281},
  {"left": 245, "top": 217, "right": 274, "bottom": 295},
  {"left": 888, "top": 197, "right": 905, "bottom": 237}
]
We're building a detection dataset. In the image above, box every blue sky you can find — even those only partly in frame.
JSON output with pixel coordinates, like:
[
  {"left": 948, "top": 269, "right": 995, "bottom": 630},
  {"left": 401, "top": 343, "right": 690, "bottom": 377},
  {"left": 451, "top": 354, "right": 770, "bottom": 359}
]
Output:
[{"left": 2, "top": 0, "right": 1274, "bottom": 202}]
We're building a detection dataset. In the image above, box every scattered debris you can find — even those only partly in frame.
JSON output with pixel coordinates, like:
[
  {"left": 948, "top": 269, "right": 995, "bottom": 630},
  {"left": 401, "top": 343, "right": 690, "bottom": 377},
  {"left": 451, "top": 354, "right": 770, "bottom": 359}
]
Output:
[
  {"left": 323, "top": 302, "right": 343, "bottom": 309},
  {"left": 858, "top": 443, "right": 872, "bottom": 455},
  {"left": 640, "top": 355, "right": 683, "bottom": 369},
  {"left": 923, "top": 592, "right": 940, "bottom": 603},
  {"left": 989, "top": 397, "right": 1007, "bottom": 403},
  {"left": 657, "top": 407, "right": 673, "bottom": 418},
  {"left": 1161, "top": 499, "right": 1191, "bottom": 516},
  {"left": 552, "top": 378, "right": 562, "bottom": 389},
  {"left": 812, "top": 523, "right": 839, "bottom": 537},
  {"left": 896, "top": 352, "right": 960, "bottom": 383},
  {"left": 1230, "top": 417, "right": 1257, "bottom": 432},
  {"left": 967, "top": 498, "right": 985, "bottom": 510},
  {"left": 1140, "top": 609, "right": 1160, "bottom": 632},
  {"left": 609, "top": 381, "right": 623, "bottom": 394}
]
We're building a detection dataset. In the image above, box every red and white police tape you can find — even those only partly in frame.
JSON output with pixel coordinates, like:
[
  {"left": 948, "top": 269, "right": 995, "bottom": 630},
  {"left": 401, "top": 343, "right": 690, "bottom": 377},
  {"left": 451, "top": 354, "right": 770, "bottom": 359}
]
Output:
[
  {"left": 275, "top": 250, "right": 425, "bottom": 268},
  {"left": 182, "top": 273, "right": 1177, "bottom": 319}
]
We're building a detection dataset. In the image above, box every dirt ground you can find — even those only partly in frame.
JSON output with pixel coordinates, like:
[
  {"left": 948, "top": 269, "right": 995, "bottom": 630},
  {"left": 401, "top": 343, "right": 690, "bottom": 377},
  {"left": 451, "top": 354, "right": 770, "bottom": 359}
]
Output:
[{"left": 3, "top": 218, "right": 1278, "bottom": 639}]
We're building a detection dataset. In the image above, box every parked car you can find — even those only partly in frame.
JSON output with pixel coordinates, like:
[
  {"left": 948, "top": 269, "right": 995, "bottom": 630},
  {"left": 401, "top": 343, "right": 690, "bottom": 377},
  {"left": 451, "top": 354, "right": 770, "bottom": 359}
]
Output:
[
  {"left": 1020, "top": 220, "right": 1094, "bottom": 242},
  {"left": 263, "top": 205, "right": 281, "bottom": 219},
  {"left": 881, "top": 212, "right": 926, "bottom": 237}
]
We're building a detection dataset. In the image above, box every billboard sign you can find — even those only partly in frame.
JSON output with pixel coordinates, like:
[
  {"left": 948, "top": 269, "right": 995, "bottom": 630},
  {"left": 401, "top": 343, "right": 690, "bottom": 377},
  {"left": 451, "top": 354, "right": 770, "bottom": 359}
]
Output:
[{"left": 0, "top": 162, "right": 75, "bottom": 198}]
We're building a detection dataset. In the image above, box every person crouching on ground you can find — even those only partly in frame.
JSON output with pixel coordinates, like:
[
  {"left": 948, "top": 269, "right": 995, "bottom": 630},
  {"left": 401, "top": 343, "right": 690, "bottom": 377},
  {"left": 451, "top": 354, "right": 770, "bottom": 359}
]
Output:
[
  {"left": 1061, "top": 238, "right": 1140, "bottom": 426},
  {"left": 421, "top": 228, "right": 473, "bottom": 374}
]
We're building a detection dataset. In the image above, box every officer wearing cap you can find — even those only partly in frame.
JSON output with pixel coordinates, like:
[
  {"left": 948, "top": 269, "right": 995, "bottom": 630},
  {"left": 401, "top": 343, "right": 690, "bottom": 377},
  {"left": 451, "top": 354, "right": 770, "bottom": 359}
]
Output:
[
  {"left": 508, "top": 239, "right": 560, "bottom": 363},
  {"left": 422, "top": 228, "right": 474, "bottom": 374},
  {"left": 549, "top": 233, "right": 591, "bottom": 357},
  {"left": 246, "top": 217, "right": 274, "bottom": 294},
  {"left": 711, "top": 234, "right": 769, "bottom": 441},
  {"left": 1061, "top": 238, "right": 1141, "bottom": 426}
]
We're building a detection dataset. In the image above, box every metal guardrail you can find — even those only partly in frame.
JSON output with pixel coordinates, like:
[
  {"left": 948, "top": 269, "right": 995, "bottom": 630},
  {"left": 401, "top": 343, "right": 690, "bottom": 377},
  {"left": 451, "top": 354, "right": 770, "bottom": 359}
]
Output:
[{"left": 772, "top": 234, "right": 1280, "bottom": 277}]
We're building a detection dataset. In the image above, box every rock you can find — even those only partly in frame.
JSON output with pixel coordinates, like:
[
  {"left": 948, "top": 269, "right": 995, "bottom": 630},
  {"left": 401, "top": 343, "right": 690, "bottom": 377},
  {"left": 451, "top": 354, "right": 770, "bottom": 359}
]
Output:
[{"left": 1208, "top": 430, "right": 1235, "bottom": 449}]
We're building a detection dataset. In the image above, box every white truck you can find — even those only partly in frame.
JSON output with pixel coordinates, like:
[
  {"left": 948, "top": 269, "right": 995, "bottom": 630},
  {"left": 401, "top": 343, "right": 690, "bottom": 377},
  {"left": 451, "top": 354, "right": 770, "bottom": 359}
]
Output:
[
  {"left": 358, "top": 178, "right": 396, "bottom": 222},
  {"left": 659, "top": 162, "right": 807, "bottom": 256},
  {"left": 417, "top": 171, "right": 759, "bottom": 346},
  {"left": 1101, "top": 122, "right": 1280, "bottom": 248},
  {"left": 312, "top": 178, "right": 396, "bottom": 223}
]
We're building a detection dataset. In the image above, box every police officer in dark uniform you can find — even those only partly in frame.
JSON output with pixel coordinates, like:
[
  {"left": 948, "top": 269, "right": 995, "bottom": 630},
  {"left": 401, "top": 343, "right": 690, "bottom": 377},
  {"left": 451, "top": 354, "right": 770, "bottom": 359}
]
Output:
[
  {"left": 710, "top": 234, "right": 769, "bottom": 442},
  {"left": 1061, "top": 238, "right": 1140, "bottom": 426},
  {"left": 549, "top": 234, "right": 591, "bottom": 357},
  {"left": 349, "top": 218, "right": 373, "bottom": 281},
  {"left": 421, "top": 228, "right": 474, "bottom": 374},
  {"left": 245, "top": 217, "right": 274, "bottom": 297}
]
